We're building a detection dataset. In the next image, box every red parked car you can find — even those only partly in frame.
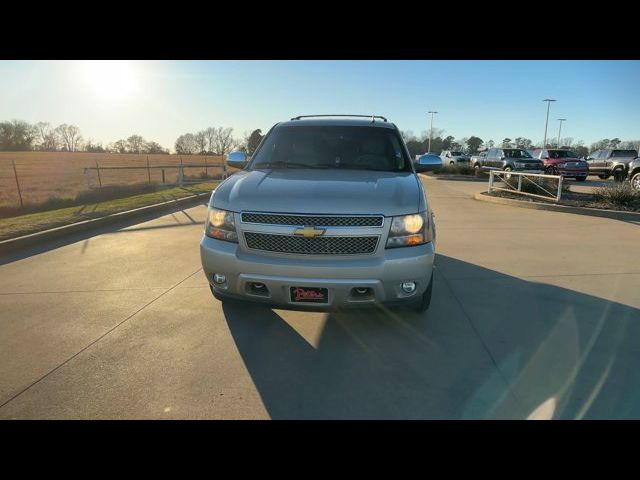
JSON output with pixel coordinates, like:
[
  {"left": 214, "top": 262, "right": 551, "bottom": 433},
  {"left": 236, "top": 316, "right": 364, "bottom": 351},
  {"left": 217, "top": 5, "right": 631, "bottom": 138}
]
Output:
[{"left": 531, "top": 148, "right": 588, "bottom": 181}]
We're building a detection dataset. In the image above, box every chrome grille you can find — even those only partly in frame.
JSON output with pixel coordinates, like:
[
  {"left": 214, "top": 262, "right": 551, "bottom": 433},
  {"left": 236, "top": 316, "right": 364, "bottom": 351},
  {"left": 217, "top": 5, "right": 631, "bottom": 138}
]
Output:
[
  {"left": 244, "top": 232, "right": 379, "bottom": 255},
  {"left": 241, "top": 212, "right": 383, "bottom": 227}
]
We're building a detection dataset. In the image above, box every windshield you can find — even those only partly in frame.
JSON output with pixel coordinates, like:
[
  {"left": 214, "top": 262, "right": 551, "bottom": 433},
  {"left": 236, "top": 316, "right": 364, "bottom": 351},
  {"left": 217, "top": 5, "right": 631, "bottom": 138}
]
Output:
[
  {"left": 504, "top": 149, "right": 533, "bottom": 159},
  {"left": 611, "top": 150, "right": 638, "bottom": 158},
  {"left": 548, "top": 150, "right": 578, "bottom": 159},
  {"left": 250, "top": 125, "right": 410, "bottom": 172}
]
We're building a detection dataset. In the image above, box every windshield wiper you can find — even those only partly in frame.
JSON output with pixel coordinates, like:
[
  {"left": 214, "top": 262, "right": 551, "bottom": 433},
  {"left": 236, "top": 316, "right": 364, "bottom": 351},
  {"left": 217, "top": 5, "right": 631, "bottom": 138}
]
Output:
[
  {"left": 254, "top": 161, "right": 286, "bottom": 169},
  {"left": 284, "top": 162, "right": 331, "bottom": 169}
]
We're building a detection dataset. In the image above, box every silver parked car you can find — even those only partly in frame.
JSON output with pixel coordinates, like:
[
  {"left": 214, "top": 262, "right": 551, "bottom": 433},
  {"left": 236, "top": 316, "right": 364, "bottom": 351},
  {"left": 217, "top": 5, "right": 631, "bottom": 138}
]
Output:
[
  {"left": 200, "top": 115, "right": 441, "bottom": 312},
  {"left": 440, "top": 150, "right": 470, "bottom": 165}
]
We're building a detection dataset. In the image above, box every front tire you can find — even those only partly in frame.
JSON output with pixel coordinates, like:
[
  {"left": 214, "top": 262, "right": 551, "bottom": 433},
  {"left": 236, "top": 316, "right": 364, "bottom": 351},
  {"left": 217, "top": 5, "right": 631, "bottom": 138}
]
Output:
[
  {"left": 545, "top": 165, "right": 559, "bottom": 176},
  {"left": 503, "top": 165, "right": 513, "bottom": 180},
  {"left": 631, "top": 172, "right": 640, "bottom": 191},
  {"left": 598, "top": 174, "right": 610, "bottom": 180},
  {"left": 575, "top": 176, "right": 587, "bottom": 182},
  {"left": 613, "top": 170, "right": 626, "bottom": 182}
]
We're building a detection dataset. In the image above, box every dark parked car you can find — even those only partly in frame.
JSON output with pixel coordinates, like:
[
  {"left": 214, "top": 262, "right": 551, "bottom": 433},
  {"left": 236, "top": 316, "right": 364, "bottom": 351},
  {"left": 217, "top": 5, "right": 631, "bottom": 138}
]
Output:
[
  {"left": 475, "top": 148, "right": 544, "bottom": 172},
  {"left": 585, "top": 149, "right": 638, "bottom": 181},
  {"left": 531, "top": 148, "right": 588, "bottom": 181},
  {"left": 628, "top": 157, "right": 640, "bottom": 191}
]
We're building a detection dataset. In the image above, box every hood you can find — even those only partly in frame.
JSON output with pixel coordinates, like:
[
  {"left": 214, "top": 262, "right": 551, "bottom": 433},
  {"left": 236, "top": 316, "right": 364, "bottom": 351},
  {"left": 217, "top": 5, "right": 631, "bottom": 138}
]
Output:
[{"left": 212, "top": 169, "right": 421, "bottom": 216}]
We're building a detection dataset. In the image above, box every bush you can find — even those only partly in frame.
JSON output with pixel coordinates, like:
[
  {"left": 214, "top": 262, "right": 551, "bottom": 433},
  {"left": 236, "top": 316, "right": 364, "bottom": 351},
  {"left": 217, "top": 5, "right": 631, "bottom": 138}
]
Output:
[{"left": 593, "top": 183, "right": 640, "bottom": 207}]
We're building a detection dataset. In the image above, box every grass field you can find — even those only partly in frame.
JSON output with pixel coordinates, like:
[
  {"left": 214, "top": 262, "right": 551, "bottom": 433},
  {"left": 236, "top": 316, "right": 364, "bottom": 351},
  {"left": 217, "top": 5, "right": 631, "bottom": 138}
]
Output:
[
  {"left": 0, "top": 152, "right": 225, "bottom": 209},
  {"left": 0, "top": 181, "right": 220, "bottom": 241}
]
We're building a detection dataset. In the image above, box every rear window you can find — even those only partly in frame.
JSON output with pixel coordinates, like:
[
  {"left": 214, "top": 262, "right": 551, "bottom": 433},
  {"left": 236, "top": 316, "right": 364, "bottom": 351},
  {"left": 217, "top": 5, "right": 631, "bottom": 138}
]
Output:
[
  {"left": 450, "top": 151, "right": 464, "bottom": 156},
  {"left": 504, "top": 149, "right": 532, "bottom": 158},
  {"left": 250, "top": 126, "right": 411, "bottom": 172},
  {"left": 611, "top": 150, "right": 638, "bottom": 158},
  {"left": 548, "top": 150, "right": 578, "bottom": 159}
]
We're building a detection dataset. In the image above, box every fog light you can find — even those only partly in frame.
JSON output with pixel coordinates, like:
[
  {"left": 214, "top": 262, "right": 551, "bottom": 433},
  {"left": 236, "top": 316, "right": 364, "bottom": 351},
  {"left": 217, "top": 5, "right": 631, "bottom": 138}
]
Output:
[
  {"left": 401, "top": 282, "right": 416, "bottom": 293},
  {"left": 213, "top": 273, "right": 227, "bottom": 285}
]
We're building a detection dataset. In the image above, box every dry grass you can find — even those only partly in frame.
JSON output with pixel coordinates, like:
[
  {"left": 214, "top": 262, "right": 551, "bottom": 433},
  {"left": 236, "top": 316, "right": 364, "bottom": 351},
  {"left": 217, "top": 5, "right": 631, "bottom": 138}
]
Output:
[
  {"left": 0, "top": 151, "right": 225, "bottom": 209},
  {"left": 0, "top": 181, "right": 220, "bottom": 241}
]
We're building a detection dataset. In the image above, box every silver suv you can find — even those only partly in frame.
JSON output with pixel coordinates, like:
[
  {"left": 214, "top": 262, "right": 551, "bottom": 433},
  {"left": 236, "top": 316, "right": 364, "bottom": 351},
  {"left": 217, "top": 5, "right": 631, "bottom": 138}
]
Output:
[{"left": 200, "top": 115, "right": 441, "bottom": 312}]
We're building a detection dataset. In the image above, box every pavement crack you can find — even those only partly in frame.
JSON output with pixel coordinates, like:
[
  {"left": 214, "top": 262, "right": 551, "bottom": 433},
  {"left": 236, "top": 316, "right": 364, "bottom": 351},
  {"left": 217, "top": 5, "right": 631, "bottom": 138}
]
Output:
[{"left": 0, "top": 268, "right": 204, "bottom": 412}]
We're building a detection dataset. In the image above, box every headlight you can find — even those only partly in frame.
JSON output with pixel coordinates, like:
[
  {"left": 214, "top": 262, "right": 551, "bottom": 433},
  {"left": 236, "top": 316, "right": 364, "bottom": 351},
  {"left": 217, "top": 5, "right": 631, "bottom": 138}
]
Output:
[
  {"left": 205, "top": 207, "right": 238, "bottom": 242},
  {"left": 386, "top": 212, "right": 431, "bottom": 248}
]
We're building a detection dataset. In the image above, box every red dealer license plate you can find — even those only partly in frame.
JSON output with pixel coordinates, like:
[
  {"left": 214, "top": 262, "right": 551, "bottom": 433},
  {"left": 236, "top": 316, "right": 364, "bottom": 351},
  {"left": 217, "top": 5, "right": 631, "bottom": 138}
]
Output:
[{"left": 290, "top": 286, "right": 328, "bottom": 304}]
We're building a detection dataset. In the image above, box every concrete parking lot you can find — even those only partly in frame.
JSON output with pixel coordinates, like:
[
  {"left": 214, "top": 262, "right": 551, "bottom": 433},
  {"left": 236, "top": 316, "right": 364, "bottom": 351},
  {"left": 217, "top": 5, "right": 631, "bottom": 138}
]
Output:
[{"left": 0, "top": 176, "right": 638, "bottom": 419}]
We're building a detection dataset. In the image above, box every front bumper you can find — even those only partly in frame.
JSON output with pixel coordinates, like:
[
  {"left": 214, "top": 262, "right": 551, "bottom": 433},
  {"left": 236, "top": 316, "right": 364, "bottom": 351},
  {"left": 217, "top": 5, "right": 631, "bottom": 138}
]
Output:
[
  {"left": 200, "top": 236, "right": 435, "bottom": 310},
  {"left": 557, "top": 167, "right": 589, "bottom": 177}
]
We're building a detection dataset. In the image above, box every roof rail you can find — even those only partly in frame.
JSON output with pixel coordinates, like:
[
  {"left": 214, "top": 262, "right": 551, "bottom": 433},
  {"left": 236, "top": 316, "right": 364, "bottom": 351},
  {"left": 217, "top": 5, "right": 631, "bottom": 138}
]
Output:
[{"left": 291, "top": 114, "right": 388, "bottom": 123}]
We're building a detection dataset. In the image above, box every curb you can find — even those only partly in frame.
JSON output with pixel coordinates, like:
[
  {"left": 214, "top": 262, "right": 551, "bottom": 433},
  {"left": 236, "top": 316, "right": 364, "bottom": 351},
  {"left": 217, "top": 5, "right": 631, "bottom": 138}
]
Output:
[
  {"left": 474, "top": 191, "right": 640, "bottom": 222},
  {"left": 0, "top": 191, "right": 213, "bottom": 255}
]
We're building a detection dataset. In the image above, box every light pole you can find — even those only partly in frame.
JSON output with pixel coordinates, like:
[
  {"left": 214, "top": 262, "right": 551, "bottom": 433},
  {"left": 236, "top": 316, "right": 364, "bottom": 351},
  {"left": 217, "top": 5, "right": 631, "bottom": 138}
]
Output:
[
  {"left": 542, "top": 99, "right": 556, "bottom": 148},
  {"left": 557, "top": 118, "right": 566, "bottom": 148},
  {"left": 428, "top": 111, "right": 438, "bottom": 153}
]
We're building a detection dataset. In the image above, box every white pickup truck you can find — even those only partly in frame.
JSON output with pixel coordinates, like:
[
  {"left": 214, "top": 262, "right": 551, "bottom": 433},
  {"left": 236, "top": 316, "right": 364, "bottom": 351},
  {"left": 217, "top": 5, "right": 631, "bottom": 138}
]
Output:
[{"left": 440, "top": 150, "right": 470, "bottom": 165}]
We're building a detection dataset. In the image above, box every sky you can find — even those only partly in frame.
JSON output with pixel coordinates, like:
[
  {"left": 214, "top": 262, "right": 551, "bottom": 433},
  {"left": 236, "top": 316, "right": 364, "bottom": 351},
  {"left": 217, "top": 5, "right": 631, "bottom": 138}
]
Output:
[{"left": 1, "top": 60, "right": 639, "bottom": 151}]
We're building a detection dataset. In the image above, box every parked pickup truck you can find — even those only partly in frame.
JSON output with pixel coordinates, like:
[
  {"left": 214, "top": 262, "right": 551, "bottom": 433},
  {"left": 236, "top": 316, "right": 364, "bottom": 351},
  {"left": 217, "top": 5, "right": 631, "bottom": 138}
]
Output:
[
  {"left": 470, "top": 151, "right": 487, "bottom": 169},
  {"left": 200, "top": 115, "right": 442, "bottom": 312},
  {"left": 585, "top": 149, "right": 638, "bottom": 181},
  {"left": 473, "top": 147, "right": 544, "bottom": 173},
  {"left": 440, "top": 150, "right": 470, "bottom": 165},
  {"left": 628, "top": 157, "right": 640, "bottom": 191},
  {"left": 531, "top": 148, "right": 588, "bottom": 181}
]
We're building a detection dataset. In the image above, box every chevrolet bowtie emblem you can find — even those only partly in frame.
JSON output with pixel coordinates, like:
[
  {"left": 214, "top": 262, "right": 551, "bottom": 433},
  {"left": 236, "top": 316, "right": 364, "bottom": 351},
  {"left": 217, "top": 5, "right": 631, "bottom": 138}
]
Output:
[{"left": 294, "top": 225, "right": 326, "bottom": 237}]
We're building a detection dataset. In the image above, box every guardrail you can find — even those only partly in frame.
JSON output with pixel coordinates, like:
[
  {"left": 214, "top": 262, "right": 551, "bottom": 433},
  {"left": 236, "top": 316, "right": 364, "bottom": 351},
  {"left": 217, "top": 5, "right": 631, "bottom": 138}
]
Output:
[
  {"left": 488, "top": 170, "right": 564, "bottom": 202},
  {"left": 83, "top": 163, "right": 228, "bottom": 188}
]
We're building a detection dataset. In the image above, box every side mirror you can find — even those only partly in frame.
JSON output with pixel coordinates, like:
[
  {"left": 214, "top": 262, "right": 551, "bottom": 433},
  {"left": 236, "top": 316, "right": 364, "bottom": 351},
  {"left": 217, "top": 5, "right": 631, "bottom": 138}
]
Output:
[
  {"left": 414, "top": 154, "right": 442, "bottom": 172},
  {"left": 226, "top": 151, "right": 248, "bottom": 169}
]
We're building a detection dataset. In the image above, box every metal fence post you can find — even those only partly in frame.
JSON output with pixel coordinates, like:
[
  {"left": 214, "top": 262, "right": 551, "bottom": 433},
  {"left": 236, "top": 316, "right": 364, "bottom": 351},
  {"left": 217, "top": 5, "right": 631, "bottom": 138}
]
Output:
[
  {"left": 204, "top": 156, "right": 208, "bottom": 177},
  {"left": 12, "top": 160, "right": 24, "bottom": 208},
  {"left": 488, "top": 170, "right": 494, "bottom": 193},
  {"left": 517, "top": 175, "right": 522, "bottom": 192},
  {"left": 557, "top": 175, "right": 563, "bottom": 202},
  {"left": 146, "top": 156, "right": 151, "bottom": 184},
  {"left": 84, "top": 168, "right": 91, "bottom": 189},
  {"left": 178, "top": 165, "right": 184, "bottom": 186},
  {"left": 95, "top": 160, "right": 103, "bottom": 189}
]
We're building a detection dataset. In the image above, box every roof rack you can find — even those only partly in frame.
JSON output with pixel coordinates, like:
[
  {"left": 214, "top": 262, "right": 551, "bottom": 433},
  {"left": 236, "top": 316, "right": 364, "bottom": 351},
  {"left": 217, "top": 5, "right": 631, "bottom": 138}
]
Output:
[{"left": 290, "top": 114, "right": 388, "bottom": 123}]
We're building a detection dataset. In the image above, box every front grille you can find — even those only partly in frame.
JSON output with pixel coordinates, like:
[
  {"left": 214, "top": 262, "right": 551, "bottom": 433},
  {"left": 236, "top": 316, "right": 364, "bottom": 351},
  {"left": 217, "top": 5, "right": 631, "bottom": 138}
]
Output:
[
  {"left": 241, "top": 212, "right": 383, "bottom": 227},
  {"left": 244, "top": 232, "right": 378, "bottom": 255}
]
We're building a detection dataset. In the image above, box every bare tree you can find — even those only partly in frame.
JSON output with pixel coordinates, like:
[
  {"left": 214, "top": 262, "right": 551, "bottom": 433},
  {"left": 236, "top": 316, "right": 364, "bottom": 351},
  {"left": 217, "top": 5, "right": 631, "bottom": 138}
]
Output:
[
  {"left": 194, "top": 130, "right": 208, "bottom": 154},
  {"left": 175, "top": 133, "right": 198, "bottom": 155},
  {"left": 210, "top": 127, "right": 238, "bottom": 155},
  {"left": 35, "top": 122, "right": 60, "bottom": 151},
  {"left": 126, "top": 135, "right": 145, "bottom": 154},
  {"left": 204, "top": 127, "right": 217, "bottom": 154},
  {"left": 55, "top": 124, "right": 82, "bottom": 152}
]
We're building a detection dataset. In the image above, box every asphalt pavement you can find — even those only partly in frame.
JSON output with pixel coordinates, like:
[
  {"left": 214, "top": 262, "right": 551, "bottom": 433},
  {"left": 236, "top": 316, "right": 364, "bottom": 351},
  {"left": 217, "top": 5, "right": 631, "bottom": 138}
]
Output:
[{"left": 0, "top": 176, "right": 638, "bottom": 419}]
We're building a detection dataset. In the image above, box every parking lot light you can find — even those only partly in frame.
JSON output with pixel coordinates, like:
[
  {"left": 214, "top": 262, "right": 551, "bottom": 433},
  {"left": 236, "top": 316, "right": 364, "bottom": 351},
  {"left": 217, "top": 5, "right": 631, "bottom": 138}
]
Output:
[
  {"left": 428, "top": 111, "right": 438, "bottom": 153},
  {"left": 557, "top": 118, "right": 566, "bottom": 148},
  {"left": 542, "top": 99, "right": 556, "bottom": 148}
]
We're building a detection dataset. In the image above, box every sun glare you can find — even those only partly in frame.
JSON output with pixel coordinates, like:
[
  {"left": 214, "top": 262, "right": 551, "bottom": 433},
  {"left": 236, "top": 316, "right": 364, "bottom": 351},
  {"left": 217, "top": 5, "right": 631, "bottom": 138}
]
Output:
[{"left": 82, "top": 60, "right": 137, "bottom": 101}]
